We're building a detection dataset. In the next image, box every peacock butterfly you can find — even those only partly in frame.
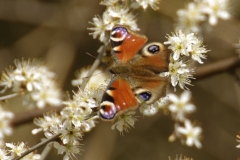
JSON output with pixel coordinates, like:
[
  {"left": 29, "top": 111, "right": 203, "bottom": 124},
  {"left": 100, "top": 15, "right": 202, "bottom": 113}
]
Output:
[{"left": 99, "top": 25, "right": 170, "bottom": 121}]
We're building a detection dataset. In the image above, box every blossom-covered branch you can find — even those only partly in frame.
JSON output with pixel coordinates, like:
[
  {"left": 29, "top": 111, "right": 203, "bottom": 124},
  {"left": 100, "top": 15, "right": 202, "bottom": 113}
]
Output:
[{"left": 12, "top": 133, "right": 61, "bottom": 160}]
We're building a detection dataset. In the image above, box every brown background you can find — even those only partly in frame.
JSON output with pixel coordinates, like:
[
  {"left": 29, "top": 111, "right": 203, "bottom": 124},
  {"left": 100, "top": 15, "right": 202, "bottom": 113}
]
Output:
[{"left": 1, "top": 0, "right": 240, "bottom": 159}]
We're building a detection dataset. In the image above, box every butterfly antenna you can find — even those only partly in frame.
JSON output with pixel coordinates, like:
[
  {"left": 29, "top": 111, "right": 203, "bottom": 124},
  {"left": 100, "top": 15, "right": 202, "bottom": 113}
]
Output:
[
  {"left": 84, "top": 71, "right": 104, "bottom": 79},
  {"left": 86, "top": 52, "right": 98, "bottom": 59},
  {"left": 86, "top": 52, "right": 109, "bottom": 67}
]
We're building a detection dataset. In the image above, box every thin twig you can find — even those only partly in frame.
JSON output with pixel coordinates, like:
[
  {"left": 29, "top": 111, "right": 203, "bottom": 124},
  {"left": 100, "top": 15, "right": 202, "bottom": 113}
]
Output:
[
  {"left": 13, "top": 133, "right": 61, "bottom": 160},
  {"left": 80, "top": 45, "right": 106, "bottom": 90},
  {"left": 40, "top": 142, "right": 53, "bottom": 160},
  {"left": 0, "top": 93, "right": 19, "bottom": 101}
]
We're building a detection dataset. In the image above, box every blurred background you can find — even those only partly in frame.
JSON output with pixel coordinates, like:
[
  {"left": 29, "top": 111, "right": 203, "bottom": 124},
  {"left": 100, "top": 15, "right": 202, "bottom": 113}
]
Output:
[{"left": 1, "top": 0, "right": 240, "bottom": 159}]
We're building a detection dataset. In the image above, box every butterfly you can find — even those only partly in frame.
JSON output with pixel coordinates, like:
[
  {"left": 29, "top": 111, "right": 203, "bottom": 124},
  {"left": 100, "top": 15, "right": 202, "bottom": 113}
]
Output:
[{"left": 99, "top": 25, "right": 170, "bottom": 121}]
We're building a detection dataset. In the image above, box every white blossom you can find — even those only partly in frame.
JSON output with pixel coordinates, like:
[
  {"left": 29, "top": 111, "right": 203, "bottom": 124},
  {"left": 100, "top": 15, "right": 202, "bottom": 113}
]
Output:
[
  {"left": 0, "top": 58, "right": 62, "bottom": 108},
  {"left": 0, "top": 106, "right": 14, "bottom": 140},
  {"left": 89, "top": 1, "right": 139, "bottom": 43},
  {"left": 177, "top": 120, "right": 202, "bottom": 148},
  {"left": 53, "top": 141, "right": 82, "bottom": 160},
  {"left": 59, "top": 121, "right": 82, "bottom": 144},
  {"left": 136, "top": 0, "right": 161, "bottom": 10},
  {"left": 160, "top": 58, "right": 194, "bottom": 90},
  {"left": 0, "top": 148, "right": 10, "bottom": 160},
  {"left": 6, "top": 142, "right": 27, "bottom": 157},
  {"left": 201, "top": 0, "right": 230, "bottom": 25},
  {"left": 140, "top": 96, "right": 168, "bottom": 116},
  {"left": 111, "top": 111, "right": 137, "bottom": 134},
  {"left": 168, "top": 91, "right": 196, "bottom": 121},
  {"left": 176, "top": 2, "right": 206, "bottom": 33},
  {"left": 88, "top": 12, "right": 114, "bottom": 43}
]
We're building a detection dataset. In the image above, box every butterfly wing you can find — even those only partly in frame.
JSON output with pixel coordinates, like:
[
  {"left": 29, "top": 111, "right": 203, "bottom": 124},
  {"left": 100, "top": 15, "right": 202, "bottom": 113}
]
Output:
[
  {"left": 100, "top": 26, "right": 170, "bottom": 121},
  {"left": 132, "top": 42, "right": 170, "bottom": 74},
  {"left": 110, "top": 25, "right": 148, "bottom": 63},
  {"left": 130, "top": 75, "right": 168, "bottom": 105},
  {"left": 100, "top": 77, "right": 138, "bottom": 120}
]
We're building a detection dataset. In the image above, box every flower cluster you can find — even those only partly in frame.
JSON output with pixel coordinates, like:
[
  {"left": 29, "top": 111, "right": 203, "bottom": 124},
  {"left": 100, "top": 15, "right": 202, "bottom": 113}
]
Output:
[
  {"left": 139, "top": 96, "right": 168, "bottom": 116},
  {"left": 176, "top": 0, "right": 231, "bottom": 33},
  {"left": 72, "top": 66, "right": 109, "bottom": 91},
  {"left": 135, "top": 0, "right": 161, "bottom": 10},
  {"left": 167, "top": 91, "right": 202, "bottom": 149},
  {"left": 163, "top": 30, "right": 209, "bottom": 89},
  {"left": 234, "top": 39, "right": 240, "bottom": 56},
  {"left": 89, "top": 0, "right": 161, "bottom": 57},
  {"left": 236, "top": 134, "right": 240, "bottom": 148},
  {"left": 32, "top": 86, "right": 101, "bottom": 159},
  {"left": 89, "top": 1, "right": 139, "bottom": 44},
  {"left": 111, "top": 111, "right": 138, "bottom": 134},
  {"left": 0, "top": 58, "right": 62, "bottom": 109},
  {"left": 169, "top": 154, "right": 193, "bottom": 160},
  {"left": 140, "top": 90, "right": 202, "bottom": 148},
  {"left": 0, "top": 105, "right": 14, "bottom": 145},
  {"left": 0, "top": 142, "right": 40, "bottom": 160}
]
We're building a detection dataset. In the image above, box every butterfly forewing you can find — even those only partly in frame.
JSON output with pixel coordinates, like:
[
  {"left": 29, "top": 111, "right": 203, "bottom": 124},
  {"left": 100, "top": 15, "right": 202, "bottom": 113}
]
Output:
[{"left": 111, "top": 26, "right": 147, "bottom": 63}]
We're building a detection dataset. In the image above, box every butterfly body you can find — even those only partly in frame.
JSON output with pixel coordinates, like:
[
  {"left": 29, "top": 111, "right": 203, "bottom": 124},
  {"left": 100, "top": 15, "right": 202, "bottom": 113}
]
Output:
[{"left": 99, "top": 25, "right": 170, "bottom": 121}]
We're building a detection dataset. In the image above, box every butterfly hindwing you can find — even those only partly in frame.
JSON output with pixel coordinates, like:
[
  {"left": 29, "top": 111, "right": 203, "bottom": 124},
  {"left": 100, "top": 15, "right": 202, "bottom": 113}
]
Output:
[
  {"left": 132, "top": 42, "right": 170, "bottom": 74},
  {"left": 110, "top": 26, "right": 148, "bottom": 63},
  {"left": 130, "top": 75, "right": 168, "bottom": 104},
  {"left": 100, "top": 78, "right": 138, "bottom": 120}
]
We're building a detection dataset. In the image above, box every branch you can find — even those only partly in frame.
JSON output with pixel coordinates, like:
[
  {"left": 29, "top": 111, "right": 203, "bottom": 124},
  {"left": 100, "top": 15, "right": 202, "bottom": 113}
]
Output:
[
  {"left": 11, "top": 105, "right": 65, "bottom": 126},
  {"left": 0, "top": 93, "right": 19, "bottom": 101},
  {"left": 195, "top": 56, "right": 240, "bottom": 79},
  {"left": 80, "top": 46, "right": 106, "bottom": 90},
  {"left": 10, "top": 56, "right": 240, "bottom": 126},
  {"left": 13, "top": 133, "right": 61, "bottom": 160}
]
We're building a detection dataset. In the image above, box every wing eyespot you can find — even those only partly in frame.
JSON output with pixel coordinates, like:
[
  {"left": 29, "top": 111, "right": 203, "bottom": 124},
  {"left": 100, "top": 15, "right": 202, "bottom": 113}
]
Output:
[
  {"left": 142, "top": 43, "right": 162, "bottom": 57},
  {"left": 134, "top": 88, "right": 153, "bottom": 103},
  {"left": 148, "top": 45, "right": 160, "bottom": 54},
  {"left": 139, "top": 92, "right": 152, "bottom": 101}
]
